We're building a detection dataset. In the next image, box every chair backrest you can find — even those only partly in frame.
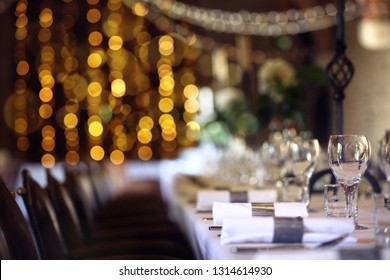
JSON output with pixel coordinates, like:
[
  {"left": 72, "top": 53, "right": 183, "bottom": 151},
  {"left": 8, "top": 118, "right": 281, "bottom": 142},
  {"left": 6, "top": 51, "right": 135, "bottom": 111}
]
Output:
[
  {"left": 0, "top": 223, "right": 12, "bottom": 259},
  {"left": 309, "top": 168, "right": 382, "bottom": 195},
  {"left": 0, "top": 177, "right": 39, "bottom": 260},
  {"left": 19, "top": 169, "right": 68, "bottom": 259},
  {"left": 46, "top": 168, "right": 85, "bottom": 250},
  {"left": 63, "top": 166, "right": 96, "bottom": 233}
]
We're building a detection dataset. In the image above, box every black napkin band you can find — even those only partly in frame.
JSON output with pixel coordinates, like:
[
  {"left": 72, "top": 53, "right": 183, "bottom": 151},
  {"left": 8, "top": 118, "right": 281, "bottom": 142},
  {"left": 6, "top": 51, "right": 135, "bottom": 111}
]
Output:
[
  {"left": 251, "top": 202, "right": 274, "bottom": 216},
  {"left": 273, "top": 217, "right": 304, "bottom": 243},
  {"left": 230, "top": 191, "right": 248, "bottom": 202}
]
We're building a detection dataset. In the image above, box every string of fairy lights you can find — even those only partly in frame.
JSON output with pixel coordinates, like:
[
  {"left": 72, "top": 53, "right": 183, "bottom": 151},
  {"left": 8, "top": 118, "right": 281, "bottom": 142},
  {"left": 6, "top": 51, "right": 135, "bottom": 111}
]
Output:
[
  {"left": 7, "top": 0, "right": 364, "bottom": 165},
  {"left": 13, "top": 0, "right": 31, "bottom": 153},
  {"left": 126, "top": 0, "right": 362, "bottom": 36},
  {"left": 8, "top": 0, "right": 203, "bottom": 164}
]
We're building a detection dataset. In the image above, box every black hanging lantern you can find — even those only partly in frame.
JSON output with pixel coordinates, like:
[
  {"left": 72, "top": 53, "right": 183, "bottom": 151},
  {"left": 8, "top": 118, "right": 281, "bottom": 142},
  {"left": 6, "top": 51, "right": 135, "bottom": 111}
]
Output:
[{"left": 326, "top": 0, "right": 355, "bottom": 135}]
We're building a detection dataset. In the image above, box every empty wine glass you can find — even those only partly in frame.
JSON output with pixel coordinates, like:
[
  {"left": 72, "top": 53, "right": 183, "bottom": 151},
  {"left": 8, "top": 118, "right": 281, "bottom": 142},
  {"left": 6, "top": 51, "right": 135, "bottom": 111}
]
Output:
[
  {"left": 282, "top": 137, "right": 320, "bottom": 206},
  {"left": 260, "top": 134, "right": 289, "bottom": 187},
  {"left": 378, "top": 130, "right": 390, "bottom": 195},
  {"left": 327, "top": 135, "right": 371, "bottom": 230}
]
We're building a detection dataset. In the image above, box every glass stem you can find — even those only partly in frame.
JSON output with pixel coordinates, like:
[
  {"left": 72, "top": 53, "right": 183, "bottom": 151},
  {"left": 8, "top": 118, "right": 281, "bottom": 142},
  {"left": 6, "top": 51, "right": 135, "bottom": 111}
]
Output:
[{"left": 343, "top": 184, "right": 358, "bottom": 226}]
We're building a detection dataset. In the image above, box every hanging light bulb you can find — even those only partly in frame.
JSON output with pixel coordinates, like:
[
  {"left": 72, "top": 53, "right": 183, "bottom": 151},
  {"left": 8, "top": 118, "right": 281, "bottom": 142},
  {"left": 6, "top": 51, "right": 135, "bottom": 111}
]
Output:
[{"left": 357, "top": 0, "right": 390, "bottom": 50}]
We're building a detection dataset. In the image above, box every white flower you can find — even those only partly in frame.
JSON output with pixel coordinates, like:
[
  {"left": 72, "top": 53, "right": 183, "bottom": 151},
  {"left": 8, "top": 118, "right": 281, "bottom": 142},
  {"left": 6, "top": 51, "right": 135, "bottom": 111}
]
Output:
[
  {"left": 258, "top": 58, "right": 297, "bottom": 98},
  {"left": 214, "top": 87, "right": 244, "bottom": 112}
]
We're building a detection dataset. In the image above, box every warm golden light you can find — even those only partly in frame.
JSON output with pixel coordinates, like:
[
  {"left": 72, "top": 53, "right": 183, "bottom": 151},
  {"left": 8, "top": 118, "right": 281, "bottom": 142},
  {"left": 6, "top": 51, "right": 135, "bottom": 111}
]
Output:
[
  {"left": 38, "top": 28, "right": 51, "bottom": 42},
  {"left": 136, "top": 32, "right": 151, "bottom": 45},
  {"left": 183, "top": 84, "right": 199, "bottom": 98},
  {"left": 186, "top": 121, "right": 201, "bottom": 141},
  {"left": 65, "top": 130, "right": 78, "bottom": 141},
  {"left": 108, "top": 36, "right": 123, "bottom": 50},
  {"left": 159, "top": 35, "right": 174, "bottom": 56},
  {"left": 88, "top": 31, "right": 103, "bottom": 46},
  {"left": 17, "top": 136, "right": 30, "bottom": 151},
  {"left": 14, "top": 118, "right": 27, "bottom": 134},
  {"left": 138, "top": 146, "right": 152, "bottom": 161},
  {"left": 64, "top": 113, "right": 78, "bottom": 128},
  {"left": 15, "top": 28, "right": 27, "bottom": 40},
  {"left": 15, "top": 1, "right": 28, "bottom": 15},
  {"left": 40, "top": 74, "right": 55, "bottom": 88},
  {"left": 39, "top": 87, "right": 53, "bottom": 102},
  {"left": 42, "top": 125, "right": 55, "bottom": 138},
  {"left": 65, "top": 99, "right": 79, "bottom": 113},
  {"left": 115, "top": 134, "right": 128, "bottom": 151},
  {"left": 107, "top": 12, "right": 122, "bottom": 27},
  {"left": 110, "top": 149, "right": 125, "bottom": 165},
  {"left": 159, "top": 114, "right": 174, "bottom": 126},
  {"left": 89, "top": 121, "right": 104, "bottom": 137},
  {"left": 111, "top": 79, "right": 126, "bottom": 97},
  {"left": 87, "top": 53, "right": 103, "bottom": 68},
  {"left": 13, "top": 95, "right": 27, "bottom": 111},
  {"left": 39, "top": 104, "right": 53, "bottom": 119},
  {"left": 66, "top": 151, "right": 79, "bottom": 165},
  {"left": 64, "top": 57, "right": 79, "bottom": 72},
  {"left": 16, "top": 60, "right": 29, "bottom": 76},
  {"left": 107, "top": 0, "right": 122, "bottom": 11},
  {"left": 162, "top": 129, "right": 177, "bottom": 141},
  {"left": 132, "top": 3, "right": 149, "bottom": 17},
  {"left": 137, "top": 129, "right": 152, "bottom": 144},
  {"left": 139, "top": 116, "right": 154, "bottom": 130},
  {"left": 87, "top": 8, "right": 101, "bottom": 23},
  {"left": 184, "top": 99, "right": 200, "bottom": 113},
  {"left": 15, "top": 14, "right": 28, "bottom": 28},
  {"left": 158, "top": 98, "right": 174, "bottom": 113},
  {"left": 39, "top": 8, "right": 53, "bottom": 28},
  {"left": 42, "top": 136, "right": 55, "bottom": 151},
  {"left": 41, "top": 153, "right": 55, "bottom": 168},
  {"left": 87, "top": 0, "right": 100, "bottom": 5},
  {"left": 88, "top": 82, "right": 103, "bottom": 97},
  {"left": 90, "top": 145, "right": 105, "bottom": 161},
  {"left": 159, "top": 76, "right": 175, "bottom": 93},
  {"left": 180, "top": 72, "right": 196, "bottom": 86}
]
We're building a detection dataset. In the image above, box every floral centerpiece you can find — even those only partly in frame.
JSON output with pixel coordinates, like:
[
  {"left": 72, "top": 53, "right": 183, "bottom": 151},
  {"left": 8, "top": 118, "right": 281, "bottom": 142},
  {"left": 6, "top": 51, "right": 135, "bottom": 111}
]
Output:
[
  {"left": 200, "top": 86, "right": 259, "bottom": 147},
  {"left": 256, "top": 58, "right": 327, "bottom": 133}
]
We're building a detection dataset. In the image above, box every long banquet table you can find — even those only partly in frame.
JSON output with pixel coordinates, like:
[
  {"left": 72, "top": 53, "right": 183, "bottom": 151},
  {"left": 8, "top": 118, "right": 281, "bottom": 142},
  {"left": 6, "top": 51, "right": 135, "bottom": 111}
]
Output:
[{"left": 158, "top": 159, "right": 390, "bottom": 260}]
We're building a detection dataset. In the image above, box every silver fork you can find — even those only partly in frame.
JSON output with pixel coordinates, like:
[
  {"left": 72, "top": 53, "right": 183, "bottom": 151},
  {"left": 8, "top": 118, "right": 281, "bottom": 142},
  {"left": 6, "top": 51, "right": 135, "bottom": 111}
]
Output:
[{"left": 230, "top": 233, "right": 349, "bottom": 253}]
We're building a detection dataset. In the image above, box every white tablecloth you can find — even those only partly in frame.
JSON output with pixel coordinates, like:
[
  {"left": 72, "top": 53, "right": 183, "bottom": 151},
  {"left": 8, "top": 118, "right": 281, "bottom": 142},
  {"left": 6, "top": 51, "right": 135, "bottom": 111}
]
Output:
[{"left": 158, "top": 161, "right": 387, "bottom": 260}]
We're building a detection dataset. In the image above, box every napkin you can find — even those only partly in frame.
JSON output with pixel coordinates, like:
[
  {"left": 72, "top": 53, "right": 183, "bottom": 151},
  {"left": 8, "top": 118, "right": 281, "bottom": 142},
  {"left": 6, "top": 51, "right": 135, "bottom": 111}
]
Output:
[
  {"left": 196, "top": 189, "right": 277, "bottom": 212},
  {"left": 220, "top": 216, "right": 355, "bottom": 245},
  {"left": 212, "top": 202, "right": 309, "bottom": 225}
]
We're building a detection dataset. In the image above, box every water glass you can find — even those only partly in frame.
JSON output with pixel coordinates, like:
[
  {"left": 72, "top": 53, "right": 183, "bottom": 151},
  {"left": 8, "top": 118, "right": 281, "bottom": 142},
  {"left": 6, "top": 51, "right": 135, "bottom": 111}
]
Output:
[
  {"left": 373, "top": 193, "right": 390, "bottom": 248},
  {"left": 324, "top": 184, "right": 349, "bottom": 217}
]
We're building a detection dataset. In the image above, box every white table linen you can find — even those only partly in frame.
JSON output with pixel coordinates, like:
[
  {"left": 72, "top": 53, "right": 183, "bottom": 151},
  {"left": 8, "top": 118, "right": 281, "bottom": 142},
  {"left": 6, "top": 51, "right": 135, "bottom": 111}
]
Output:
[
  {"left": 220, "top": 216, "right": 355, "bottom": 245},
  {"left": 196, "top": 189, "right": 278, "bottom": 211},
  {"left": 212, "top": 202, "right": 309, "bottom": 225}
]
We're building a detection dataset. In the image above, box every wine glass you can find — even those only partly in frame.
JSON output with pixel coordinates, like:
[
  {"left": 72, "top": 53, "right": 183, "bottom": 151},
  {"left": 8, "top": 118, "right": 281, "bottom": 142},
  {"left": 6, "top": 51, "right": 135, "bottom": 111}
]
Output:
[
  {"left": 327, "top": 135, "right": 371, "bottom": 230},
  {"left": 378, "top": 130, "right": 390, "bottom": 195},
  {"left": 260, "top": 134, "right": 289, "bottom": 187},
  {"left": 282, "top": 137, "right": 321, "bottom": 206}
]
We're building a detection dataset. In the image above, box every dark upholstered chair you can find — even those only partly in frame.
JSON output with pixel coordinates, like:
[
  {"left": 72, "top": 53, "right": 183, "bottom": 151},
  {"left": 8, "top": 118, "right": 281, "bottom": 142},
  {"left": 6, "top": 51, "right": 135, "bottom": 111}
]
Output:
[
  {"left": 19, "top": 169, "right": 194, "bottom": 260},
  {"left": 0, "top": 177, "right": 40, "bottom": 260},
  {"left": 309, "top": 168, "right": 382, "bottom": 195}
]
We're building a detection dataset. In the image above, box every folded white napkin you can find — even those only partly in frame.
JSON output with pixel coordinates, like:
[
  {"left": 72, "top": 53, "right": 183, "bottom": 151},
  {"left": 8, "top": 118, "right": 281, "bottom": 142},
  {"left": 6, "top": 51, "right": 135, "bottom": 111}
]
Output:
[
  {"left": 212, "top": 202, "right": 308, "bottom": 225},
  {"left": 220, "top": 216, "right": 355, "bottom": 245},
  {"left": 196, "top": 189, "right": 277, "bottom": 211}
]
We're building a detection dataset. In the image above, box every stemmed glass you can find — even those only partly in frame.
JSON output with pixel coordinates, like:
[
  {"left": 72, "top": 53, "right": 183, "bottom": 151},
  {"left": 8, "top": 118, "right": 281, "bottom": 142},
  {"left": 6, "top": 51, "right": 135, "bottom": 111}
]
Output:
[
  {"left": 379, "top": 131, "right": 390, "bottom": 184},
  {"left": 282, "top": 137, "right": 321, "bottom": 206},
  {"left": 327, "top": 135, "right": 371, "bottom": 230}
]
